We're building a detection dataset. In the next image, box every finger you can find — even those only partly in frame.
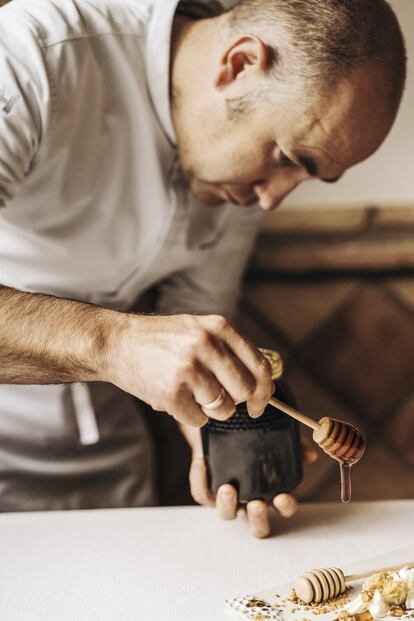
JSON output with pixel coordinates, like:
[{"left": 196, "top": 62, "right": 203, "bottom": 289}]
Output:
[
  {"left": 189, "top": 455, "right": 216, "bottom": 507},
  {"left": 169, "top": 385, "right": 209, "bottom": 428},
  {"left": 216, "top": 484, "right": 238, "bottom": 520},
  {"left": 246, "top": 500, "right": 270, "bottom": 538},
  {"left": 178, "top": 423, "right": 204, "bottom": 457},
  {"left": 207, "top": 319, "right": 274, "bottom": 418},
  {"left": 198, "top": 338, "right": 257, "bottom": 409},
  {"left": 189, "top": 362, "right": 236, "bottom": 421},
  {"left": 272, "top": 493, "right": 298, "bottom": 518},
  {"left": 201, "top": 391, "right": 235, "bottom": 421},
  {"left": 245, "top": 355, "right": 274, "bottom": 418}
]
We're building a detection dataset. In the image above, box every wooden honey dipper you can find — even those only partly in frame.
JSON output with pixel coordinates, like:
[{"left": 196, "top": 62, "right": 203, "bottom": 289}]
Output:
[
  {"left": 269, "top": 397, "right": 366, "bottom": 502},
  {"left": 294, "top": 561, "right": 414, "bottom": 604}
]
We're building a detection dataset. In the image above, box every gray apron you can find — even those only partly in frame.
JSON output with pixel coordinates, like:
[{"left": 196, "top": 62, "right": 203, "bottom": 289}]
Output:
[{"left": 0, "top": 382, "right": 158, "bottom": 511}]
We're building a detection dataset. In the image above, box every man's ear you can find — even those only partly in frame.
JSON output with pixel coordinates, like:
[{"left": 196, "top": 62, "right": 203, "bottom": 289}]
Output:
[{"left": 214, "top": 35, "right": 269, "bottom": 90}]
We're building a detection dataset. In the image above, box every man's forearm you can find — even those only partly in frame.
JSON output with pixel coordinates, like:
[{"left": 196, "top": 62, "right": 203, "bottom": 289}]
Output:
[
  {"left": 0, "top": 285, "right": 119, "bottom": 384},
  {"left": 0, "top": 286, "right": 274, "bottom": 428}
]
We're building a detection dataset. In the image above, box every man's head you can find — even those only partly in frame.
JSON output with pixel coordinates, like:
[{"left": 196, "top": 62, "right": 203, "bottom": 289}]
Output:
[{"left": 171, "top": 0, "right": 407, "bottom": 209}]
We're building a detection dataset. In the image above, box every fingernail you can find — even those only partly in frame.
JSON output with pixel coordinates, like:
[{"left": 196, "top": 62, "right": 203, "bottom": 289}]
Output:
[
  {"left": 250, "top": 502, "right": 265, "bottom": 517},
  {"left": 218, "top": 490, "right": 237, "bottom": 521},
  {"left": 274, "top": 494, "right": 298, "bottom": 518},
  {"left": 248, "top": 407, "right": 264, "bottom": 419},
  {"left": 218, "top": 485, "right": 234, "bottom": 502},
  {"left": 284, "top": 502, "right": 298, "bottom": 518}
]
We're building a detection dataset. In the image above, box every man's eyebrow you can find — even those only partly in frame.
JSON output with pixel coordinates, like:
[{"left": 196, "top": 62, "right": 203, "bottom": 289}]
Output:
[{"left": 298, "top": 154, "right": 341, "bottom": 183}]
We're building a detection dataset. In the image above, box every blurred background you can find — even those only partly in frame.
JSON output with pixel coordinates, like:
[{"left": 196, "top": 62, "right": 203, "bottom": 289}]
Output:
[{"left": 237, "top": 0, "right": 414, "bottom": 502}]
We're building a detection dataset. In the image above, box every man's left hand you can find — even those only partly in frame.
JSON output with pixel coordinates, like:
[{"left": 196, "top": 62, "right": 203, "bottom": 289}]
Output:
[{"left": 181, "top": 424, "right": 318, "bottom": 538}]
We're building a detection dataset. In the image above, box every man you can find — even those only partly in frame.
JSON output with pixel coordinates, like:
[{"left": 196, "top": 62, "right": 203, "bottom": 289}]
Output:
[{"left": 0, "top": 0, "right": 406, "bottom": 537}]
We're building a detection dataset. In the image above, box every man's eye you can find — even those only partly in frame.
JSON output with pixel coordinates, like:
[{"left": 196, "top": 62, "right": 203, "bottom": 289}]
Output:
[{"left": 279, "top": 152, "right": 298, "bottom": 168}]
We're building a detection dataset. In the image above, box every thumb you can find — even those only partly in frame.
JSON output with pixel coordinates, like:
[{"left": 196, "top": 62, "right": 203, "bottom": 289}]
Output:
[{"left": 189, "top": 454, "right": 216, "bottom": 507}]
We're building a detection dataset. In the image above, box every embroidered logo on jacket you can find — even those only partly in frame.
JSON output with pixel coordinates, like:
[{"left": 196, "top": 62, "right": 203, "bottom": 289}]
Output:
[{"left": 0, "top": 87, "right": 20, "bottom": 114}]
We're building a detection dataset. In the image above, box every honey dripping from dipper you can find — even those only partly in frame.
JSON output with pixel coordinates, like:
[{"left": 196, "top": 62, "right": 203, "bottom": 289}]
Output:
[
  {"left": 313, "top": 417, "right": 366, "bottom": 503},
  {"left": 268, "top": 394, "right": 366, "bottom": 503}
]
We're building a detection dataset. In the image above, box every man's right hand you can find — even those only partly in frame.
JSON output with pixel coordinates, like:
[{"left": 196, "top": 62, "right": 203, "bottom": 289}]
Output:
[
  {"left": 0, "top": 287, "right": 273, "bottom": 427},
  {"left": 105, "top": 313, "right": 274, "bottom": 427}
]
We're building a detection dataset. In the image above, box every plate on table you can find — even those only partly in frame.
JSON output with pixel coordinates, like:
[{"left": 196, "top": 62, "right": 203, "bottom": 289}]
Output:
[{"left": 226, "top": 545, "right": 414, "bottom": 621}]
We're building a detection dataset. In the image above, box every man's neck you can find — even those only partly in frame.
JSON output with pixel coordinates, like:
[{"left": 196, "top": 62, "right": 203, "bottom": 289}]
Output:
[{"left": 170, "top": 13, "right": 223, "bottom": 113}]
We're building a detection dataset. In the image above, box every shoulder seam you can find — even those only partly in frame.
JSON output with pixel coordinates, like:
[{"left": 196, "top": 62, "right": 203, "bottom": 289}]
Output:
[{"left": 38, "top": 30, "right": 145, "bottom": 51}]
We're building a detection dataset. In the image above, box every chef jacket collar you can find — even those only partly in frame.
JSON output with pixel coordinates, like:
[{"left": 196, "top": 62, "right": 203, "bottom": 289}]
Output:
[
  {"left": 145, "top": 0, "right": 225, "bottom": 148},
  {"left": 145, "top": 0, "right": 180, "bottom": 147}
]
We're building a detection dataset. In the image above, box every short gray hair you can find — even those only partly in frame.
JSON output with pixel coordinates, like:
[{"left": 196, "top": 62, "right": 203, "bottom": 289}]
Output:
[{"left": 225, "top": 0, "right": 407, "bottom": 115}]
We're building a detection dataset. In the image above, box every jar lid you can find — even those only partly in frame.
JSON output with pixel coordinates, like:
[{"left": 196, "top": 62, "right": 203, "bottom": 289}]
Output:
[{"left": 259, "top": 348, "right": 284, "bottom": 380}]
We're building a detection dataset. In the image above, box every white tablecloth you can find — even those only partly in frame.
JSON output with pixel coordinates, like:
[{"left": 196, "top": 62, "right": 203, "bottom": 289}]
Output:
[{"left": 0, "top": 501, "right": 413, "bottom": 620}]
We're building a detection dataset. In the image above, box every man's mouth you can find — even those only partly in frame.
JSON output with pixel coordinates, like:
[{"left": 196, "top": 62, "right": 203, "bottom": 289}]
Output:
[
  {"left": 222, "top": 189, "right": 241, "bottom": 204},
  {"left": 193, "top": 177, "right": 257, "bottom": 206}
]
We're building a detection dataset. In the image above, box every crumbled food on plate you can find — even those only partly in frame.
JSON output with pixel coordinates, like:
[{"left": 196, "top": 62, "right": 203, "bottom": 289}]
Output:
[
  {"left": 247, "top": 599, "right": 269, "bottom": 608},
  {"left": 288, "top": 586, "right": 353, "bottom": 614},
  {"left": 345, "top": 567, "right": 414, "bottom": 620}
]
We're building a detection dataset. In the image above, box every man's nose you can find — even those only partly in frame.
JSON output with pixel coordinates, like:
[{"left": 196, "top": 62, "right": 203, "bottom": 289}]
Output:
[{"left": 252, "top": 169, "right": 308, "bottom": 211}]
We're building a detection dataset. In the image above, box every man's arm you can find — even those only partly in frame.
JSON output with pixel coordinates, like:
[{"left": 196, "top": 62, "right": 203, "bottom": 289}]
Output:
[
  {"left": 0, "top": 285, "right": 114, "bottom": 384},
  {"left": 0, "top": 285, "right": 273, "bottom": 427}
]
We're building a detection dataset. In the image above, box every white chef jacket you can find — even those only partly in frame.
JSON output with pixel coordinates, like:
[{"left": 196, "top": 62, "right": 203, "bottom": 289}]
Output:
[{"left": 0, "top": 0, "right": 263, "bottom": 510}]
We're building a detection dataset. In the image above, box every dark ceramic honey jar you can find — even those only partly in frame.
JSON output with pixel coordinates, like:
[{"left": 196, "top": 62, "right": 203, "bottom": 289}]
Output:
[{"left": 201, "top": 350, "right": 303, "bottom": 502}]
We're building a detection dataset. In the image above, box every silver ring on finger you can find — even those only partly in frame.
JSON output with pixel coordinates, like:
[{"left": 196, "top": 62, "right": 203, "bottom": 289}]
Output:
[{"left": 201, "top": 387, "right": 226, "bottom": 411}]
